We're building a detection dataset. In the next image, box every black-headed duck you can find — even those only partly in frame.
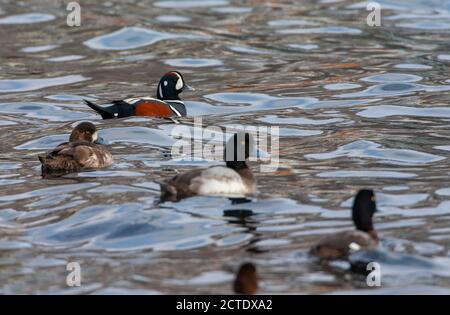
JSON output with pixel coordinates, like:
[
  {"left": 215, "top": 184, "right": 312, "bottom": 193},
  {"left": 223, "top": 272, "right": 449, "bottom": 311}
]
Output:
[
  {"left": 310, "top": 189, "right": 378, "bottom": 260},
  {"left": 233, "top": 262, "right": 258, "bottom": 295},
  {"left": 38, "top": 122, "right": 113, "bottom": 177},
  {"left": 160, "top": 133, "right": 265, "bottom": 201},
  {"left": 84, "top": 71, "right": 194, "bottom": 119}
]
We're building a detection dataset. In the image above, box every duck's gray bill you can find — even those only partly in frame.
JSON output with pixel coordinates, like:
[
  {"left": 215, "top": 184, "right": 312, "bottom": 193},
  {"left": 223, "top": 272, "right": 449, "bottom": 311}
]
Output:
[
  {"left": 94, "top": 137, "right": 106, "bottom": 145},
  {"left": 183, "top": 84, "right": 195, "bottom": 91}
]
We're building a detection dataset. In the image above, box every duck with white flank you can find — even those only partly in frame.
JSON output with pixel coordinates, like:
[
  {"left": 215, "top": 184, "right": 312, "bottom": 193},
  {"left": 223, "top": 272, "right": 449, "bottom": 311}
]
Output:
[
  {"left": 310, "top": 189, "right": 379, "bottom": 260},
  {"left": 160, "top": 133, "right": 267, "bottom": 201}
]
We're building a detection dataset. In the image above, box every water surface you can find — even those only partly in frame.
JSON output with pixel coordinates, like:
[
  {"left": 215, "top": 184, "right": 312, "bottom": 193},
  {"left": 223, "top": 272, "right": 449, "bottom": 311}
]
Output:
[{"left": 0, "top": 0, "right": 449, "bottom": 294}]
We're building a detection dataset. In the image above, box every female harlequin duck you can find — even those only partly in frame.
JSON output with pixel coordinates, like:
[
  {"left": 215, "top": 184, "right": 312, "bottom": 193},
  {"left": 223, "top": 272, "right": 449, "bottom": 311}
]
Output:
[
  {"left": 38, "top": 122, "right": 113, "bottom": 177},
  {"left": 84, "top": 71, "right": 194, "bottom": 119},
  {"left": 309, "top": 189, "right": 379, "bottom": 260},
  {"left": 159, "top": 133, "right": 266, "bottom": 201},
  {"left": 233, "top": 263, "right": 258, "bottom": 295}
]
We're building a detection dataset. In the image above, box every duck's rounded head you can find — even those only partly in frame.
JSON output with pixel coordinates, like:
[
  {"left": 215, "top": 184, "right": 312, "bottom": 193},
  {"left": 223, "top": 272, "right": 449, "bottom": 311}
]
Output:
[
  {"left": 233, "top": 262, "right": 257, "bottom": 295},
  {"left": 69, "top": 122, "right": 104, "bottom": 144},
  {"left": 352, "top": 189, "right": 377, "bottom": 234},
  {"left": 156, "top": 71, "right": 194, "bottom": 100}
]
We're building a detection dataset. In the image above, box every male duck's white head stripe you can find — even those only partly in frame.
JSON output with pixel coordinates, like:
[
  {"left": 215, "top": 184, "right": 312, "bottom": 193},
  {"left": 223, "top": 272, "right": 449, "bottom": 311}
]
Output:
[
  {"left": 172, "top": 72, "right": 184, "bottom": 90},
  {"left": 159, "top": 83, "right": 164, "bottom": 98},
  {"left": 176, "top": 78, "right": 183, "bottom": 90}
]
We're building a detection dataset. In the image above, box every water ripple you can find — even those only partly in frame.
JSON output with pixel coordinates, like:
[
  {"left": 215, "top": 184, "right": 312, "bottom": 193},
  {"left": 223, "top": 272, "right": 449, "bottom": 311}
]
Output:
[
  {"left": 306, "top": 140, "right": 444, "bottom": 165},
  {"left": 0, "top": 13, "right": 55, "bottom": 24},
  {"left": 84, "top": 27, "right": 204, "bottom": 51},
  {"left": 0, "top": 75, "right": 89, "bottom": 93}
]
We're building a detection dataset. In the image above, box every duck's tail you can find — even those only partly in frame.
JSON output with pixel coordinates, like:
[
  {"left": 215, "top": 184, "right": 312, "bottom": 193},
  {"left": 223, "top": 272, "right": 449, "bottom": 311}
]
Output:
[
  {"left": 38, "top": 154, "right": 76, "bottom": 178},
  {"left": 38, "top": 154, "right": 56, "bottom": 178},
  {"left": 156, "top": 180, "right": 178, "bottom": 202},
  {"left": 83, "top": 100, "right": 116, "bottom": 119}
]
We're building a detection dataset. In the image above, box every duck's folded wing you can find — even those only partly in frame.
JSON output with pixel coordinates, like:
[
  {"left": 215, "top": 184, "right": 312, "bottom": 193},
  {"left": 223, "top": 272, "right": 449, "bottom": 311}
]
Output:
[
  {"left": 39, "top": 143, "right": 82, "bottom": 172},
  {"left": 161, "top": 169, "right": 203, "bottom": 199},
  {"left": 310, "top": 230, "right": 376, "bottom": 259},
  {"left": 46, "top": 142, "right": 112, "bottom": 168},
  {"left": 72, "top": 143, "right": 113, "bottom": 168}
]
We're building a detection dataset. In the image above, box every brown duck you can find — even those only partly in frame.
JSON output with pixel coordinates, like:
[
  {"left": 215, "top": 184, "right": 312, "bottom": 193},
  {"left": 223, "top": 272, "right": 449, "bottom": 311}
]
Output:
[
  {"left": 310, "top": 189, "right": 379, "bottom": 260},
  {"left": 233, "top": 262, "right": 258, "bottom": 295},
  {"left": 38, "top": 122, "right": 113, "bottom": 177}
]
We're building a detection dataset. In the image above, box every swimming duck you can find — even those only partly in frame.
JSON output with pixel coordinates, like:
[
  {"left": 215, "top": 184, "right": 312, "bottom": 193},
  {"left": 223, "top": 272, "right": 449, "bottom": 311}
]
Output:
[
  {"left": 84, "top": 71, "right": 193, "bottom": 119},
  {"left": 309, "top": 189, "right": 378, "bottom": 260},
  {"left": 159, "top": 133, "right": 265, "bottom": 201},
  {"left": 38, "top": 122, "right": 113, "bottom": 177},
  {"left": 233, "top": 262, "right": 258, "bottom": 295}
]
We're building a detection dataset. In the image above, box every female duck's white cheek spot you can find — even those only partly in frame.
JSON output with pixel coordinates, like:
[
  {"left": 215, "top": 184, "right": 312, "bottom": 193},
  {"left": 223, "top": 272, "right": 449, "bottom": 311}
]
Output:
[
  {"left": 176, "top": 78, "right": 183, "bottom": 90},
  {"left": 164, "top": 81, "right": 168, "bottom": 86}
]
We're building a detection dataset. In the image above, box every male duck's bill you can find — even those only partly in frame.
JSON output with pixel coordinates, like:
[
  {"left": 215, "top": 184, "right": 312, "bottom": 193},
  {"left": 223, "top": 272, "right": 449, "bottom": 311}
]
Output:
[
  {"left": 38, "top": 122, "right": 113, "bottom": 178},
  {"left": 83, "top": 71, "right": 193, "bottom": 119},
  {"left": 310, "top": 189, "right": 378, "bottom": 260},
  {"left": 159, "top": 133, "right": 264, "bottom": 202}
]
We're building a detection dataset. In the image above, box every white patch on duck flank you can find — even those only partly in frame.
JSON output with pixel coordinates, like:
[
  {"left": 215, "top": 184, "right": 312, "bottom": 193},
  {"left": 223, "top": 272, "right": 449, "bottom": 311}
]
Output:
[
  {"left": 189, "top": 166, "right": 248, "bottom": 196},
  {"left": 349, "top": 242, "right": 361, "bottom": 252},
  {"left": 159, "top": 83, "right": 163, "bottom": 98}
]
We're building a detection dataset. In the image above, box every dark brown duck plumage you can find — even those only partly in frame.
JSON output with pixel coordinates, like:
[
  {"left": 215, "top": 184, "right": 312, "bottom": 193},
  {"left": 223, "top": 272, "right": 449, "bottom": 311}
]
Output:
[
  {"left": 310, "top": 189, "right": 378, "bottom": 260},
  {"left": 160, "top": 133, "right": 258, "bottom": 202},
  {"left": 233, "top": 263, "right": 258, "bottom": 295},
  {"left": 38, "top": 122, "right": 113, "bottom": 177}
]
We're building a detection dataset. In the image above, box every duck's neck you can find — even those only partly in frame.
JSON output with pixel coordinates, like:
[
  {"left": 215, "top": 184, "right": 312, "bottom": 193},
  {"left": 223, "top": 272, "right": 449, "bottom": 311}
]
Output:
[
  {"left": 226, "top": 160, "right": 248, "bottom": 171},
  {"left": 157, "top": 87, "right": 180, "bottom": 101},
  {"left": 367, "top": 229, "right": 379, "bottom": 242},
  {"left": 161, "top": 95, "right": 181, "bottom": 101}
]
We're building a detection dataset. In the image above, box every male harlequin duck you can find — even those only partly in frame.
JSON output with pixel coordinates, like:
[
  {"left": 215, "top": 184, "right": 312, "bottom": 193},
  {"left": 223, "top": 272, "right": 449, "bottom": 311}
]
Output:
[
  {"left": 309, "top": 189, "right": 379, "bottom": 260},
  {"left": 233, "top": 263, "right": 258, "bottom": 295},
  {"left": 84, "top": 71, "right": 193, "bottom": 119},
  {"left": 38, "top": 122, "right": 113, "bottom": 177},
  {"left": 159, "top": 133, "right": 267, "bottom": 201}
]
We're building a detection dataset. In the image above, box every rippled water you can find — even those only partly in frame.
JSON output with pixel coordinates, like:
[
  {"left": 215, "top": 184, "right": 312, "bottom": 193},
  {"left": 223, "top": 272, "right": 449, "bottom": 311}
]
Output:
[{"left": 1, "top": 0, "right": 450, "bottom": 294}]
